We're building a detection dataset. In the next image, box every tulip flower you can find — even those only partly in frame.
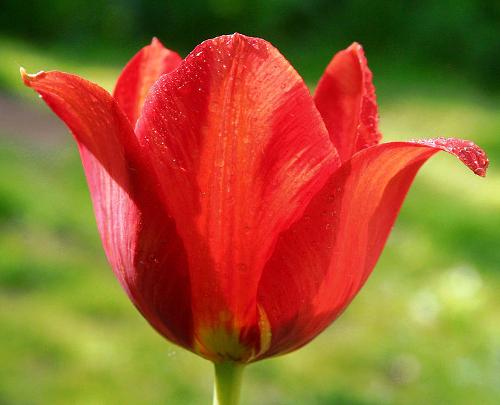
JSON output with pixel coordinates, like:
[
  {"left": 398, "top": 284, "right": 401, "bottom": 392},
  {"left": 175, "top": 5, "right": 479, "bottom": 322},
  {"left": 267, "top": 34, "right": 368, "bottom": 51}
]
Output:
[{"left": 22, "top": 34, "right": 488, "bottom": 404}]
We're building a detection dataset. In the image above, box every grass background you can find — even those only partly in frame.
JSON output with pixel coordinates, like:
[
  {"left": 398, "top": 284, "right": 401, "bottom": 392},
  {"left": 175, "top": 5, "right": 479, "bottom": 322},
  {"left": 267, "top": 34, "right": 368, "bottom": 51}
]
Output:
[{"left": 0, "top": 4, "right": 499, "bottom": 403}]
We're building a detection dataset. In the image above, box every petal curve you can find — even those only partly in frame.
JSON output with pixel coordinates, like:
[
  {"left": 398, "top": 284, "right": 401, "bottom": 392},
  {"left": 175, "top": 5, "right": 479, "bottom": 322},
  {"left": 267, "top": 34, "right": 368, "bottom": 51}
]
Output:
[
  {"left": 314, "top": 43, "right": 381, "bottom": 162},
  {"left": 22, "top": 69, "right": 194, "bottom": 350},
  {"left": 136, "top": 33, "right": 340, "bottom": 360},
  {"left": 114, "top": 38, "right": 182, "bottom": 126},
  {"left": 257, "top": 137, "right": 488, "bottom": 358}
]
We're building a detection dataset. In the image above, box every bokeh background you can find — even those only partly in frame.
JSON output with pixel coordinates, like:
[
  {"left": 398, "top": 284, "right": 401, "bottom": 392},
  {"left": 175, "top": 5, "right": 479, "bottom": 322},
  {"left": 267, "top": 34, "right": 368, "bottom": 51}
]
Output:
[{"left": 1, "top": 1, "right": 499, "bottom": 404}]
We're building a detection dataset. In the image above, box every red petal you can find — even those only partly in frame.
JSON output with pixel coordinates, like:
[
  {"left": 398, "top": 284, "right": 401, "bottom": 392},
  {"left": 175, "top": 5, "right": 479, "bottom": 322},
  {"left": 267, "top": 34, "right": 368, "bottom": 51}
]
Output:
[
  {"left": 136, "top": 33, "right": 340, "bottom": 360},
  {"left": 113, "top": 38, "right": 182, "bottom": 126},
  {"left": 314, "top": 43, "right": 381, "bottom": 162},
  {"left": 21, "top": 69, "right": 194, "bottom": 349},
  {"left": 257, "top": 138, "right": 488, "bottom": 358}
]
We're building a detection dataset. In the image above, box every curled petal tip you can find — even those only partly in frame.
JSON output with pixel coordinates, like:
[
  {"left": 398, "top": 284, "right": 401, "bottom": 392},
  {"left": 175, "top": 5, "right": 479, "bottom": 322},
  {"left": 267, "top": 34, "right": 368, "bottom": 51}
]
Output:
[
  {"left": 410, "top": 137, "right": 489, "bottom": 177},
  {"left": 225, "top": 32, "right": 243, "bottom": 44},
  {"left": 150, "top": 36, "right": 161, "bottom": 46},
  {"left": 475, "top": 168, "right": 487, "bottom": 177},
  {"left": 20, "top": 67, "right": 46, "bottom": 86},
  {"left": 225, "top": 32, "right": 251, "bottom": 46},
  {"left": 19, "top": 66, "right": 29, "bottom": 84},
  {"left": 349, "top": 42, "right": 363, "bottom": 51}
]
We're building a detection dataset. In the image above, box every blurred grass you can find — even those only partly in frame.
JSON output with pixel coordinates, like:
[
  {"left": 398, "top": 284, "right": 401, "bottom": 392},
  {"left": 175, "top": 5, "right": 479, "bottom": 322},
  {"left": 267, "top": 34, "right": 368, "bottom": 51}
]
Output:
[
  {"left": 0, "top": 36, "right": 120, "bottom": 96},
  {"left": 0, "top": 36, "right": 499, "bottom": 405}
]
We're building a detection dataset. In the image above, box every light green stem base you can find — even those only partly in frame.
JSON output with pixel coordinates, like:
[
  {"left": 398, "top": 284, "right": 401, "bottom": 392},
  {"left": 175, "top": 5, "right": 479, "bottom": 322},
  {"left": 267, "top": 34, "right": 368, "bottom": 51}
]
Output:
[{"left": 212, "top": 362, "right": 245, "bottom": 405}]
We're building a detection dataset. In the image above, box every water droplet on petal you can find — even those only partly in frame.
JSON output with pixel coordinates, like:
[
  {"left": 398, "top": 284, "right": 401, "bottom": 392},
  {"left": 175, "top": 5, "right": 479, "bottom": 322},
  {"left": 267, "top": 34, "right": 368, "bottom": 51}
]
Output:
[{"left": 410, "top": 137, "right": 488, "bottom": 177}]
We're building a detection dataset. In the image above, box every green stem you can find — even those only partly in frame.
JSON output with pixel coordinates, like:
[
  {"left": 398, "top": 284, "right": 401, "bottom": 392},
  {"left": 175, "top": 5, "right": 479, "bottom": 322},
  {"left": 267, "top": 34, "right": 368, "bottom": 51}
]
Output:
[{"left": 212, "top": 362, "right": 245, "bottom": 405}]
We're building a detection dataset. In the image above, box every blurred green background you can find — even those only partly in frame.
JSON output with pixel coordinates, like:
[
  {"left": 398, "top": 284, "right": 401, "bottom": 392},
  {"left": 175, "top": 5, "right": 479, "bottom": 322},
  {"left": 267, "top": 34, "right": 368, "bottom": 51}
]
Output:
[{"left": 0, "top": 1, "right": 499, "bottom": 404}]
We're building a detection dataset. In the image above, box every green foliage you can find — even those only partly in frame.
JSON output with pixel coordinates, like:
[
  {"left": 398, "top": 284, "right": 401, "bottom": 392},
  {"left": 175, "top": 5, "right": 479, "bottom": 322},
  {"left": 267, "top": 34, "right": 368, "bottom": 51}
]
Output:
[{"left": 0, "top": 1, "right": 499, "bottom": 90}]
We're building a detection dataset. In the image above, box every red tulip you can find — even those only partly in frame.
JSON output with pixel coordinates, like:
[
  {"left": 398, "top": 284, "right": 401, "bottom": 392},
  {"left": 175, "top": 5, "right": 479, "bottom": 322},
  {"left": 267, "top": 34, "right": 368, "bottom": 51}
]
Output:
[{"left": 22, "top": 34, "right": 488, "bottom": 403}]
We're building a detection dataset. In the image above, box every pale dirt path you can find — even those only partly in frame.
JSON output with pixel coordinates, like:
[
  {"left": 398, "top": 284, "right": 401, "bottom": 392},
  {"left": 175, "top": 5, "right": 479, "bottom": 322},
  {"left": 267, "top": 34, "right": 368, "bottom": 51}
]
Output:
[{"left": 0, "top": 93, "right": 69, "bottom": 149}]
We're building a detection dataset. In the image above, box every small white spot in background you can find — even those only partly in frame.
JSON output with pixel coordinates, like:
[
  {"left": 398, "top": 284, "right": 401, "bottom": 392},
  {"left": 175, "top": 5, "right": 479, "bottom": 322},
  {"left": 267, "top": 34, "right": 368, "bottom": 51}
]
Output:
[
  {"left": 438, "top": 265, "right": 483, "bottom": 310},
  {"left": 409, "top": 288, "right": 441, "bottom": 325}
]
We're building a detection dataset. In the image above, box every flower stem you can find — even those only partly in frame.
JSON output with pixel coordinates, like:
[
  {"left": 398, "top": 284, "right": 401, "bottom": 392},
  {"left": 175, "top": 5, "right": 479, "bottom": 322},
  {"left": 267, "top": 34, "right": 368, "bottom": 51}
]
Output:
[{"left": 212, "top": 362, "right": 245, "bottom": 405}]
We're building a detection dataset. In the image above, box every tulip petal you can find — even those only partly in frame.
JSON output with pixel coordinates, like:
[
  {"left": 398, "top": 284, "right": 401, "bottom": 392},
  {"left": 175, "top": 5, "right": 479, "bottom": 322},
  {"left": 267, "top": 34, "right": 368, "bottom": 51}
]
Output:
[
  {"left": 114, "top": 38, "right": 182, "bottom": 126},
  {"left": 136, "top": 33, "right": 340, "bottom": 360},
  {"left": 21, "top": 69, "right": 193, "bottom": 349},
  {"left": 257, "top": 138, "right": 488, "bottom": 358},
  {"left": 314, "top": 43, "right": 381, "bottom": 162}
]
